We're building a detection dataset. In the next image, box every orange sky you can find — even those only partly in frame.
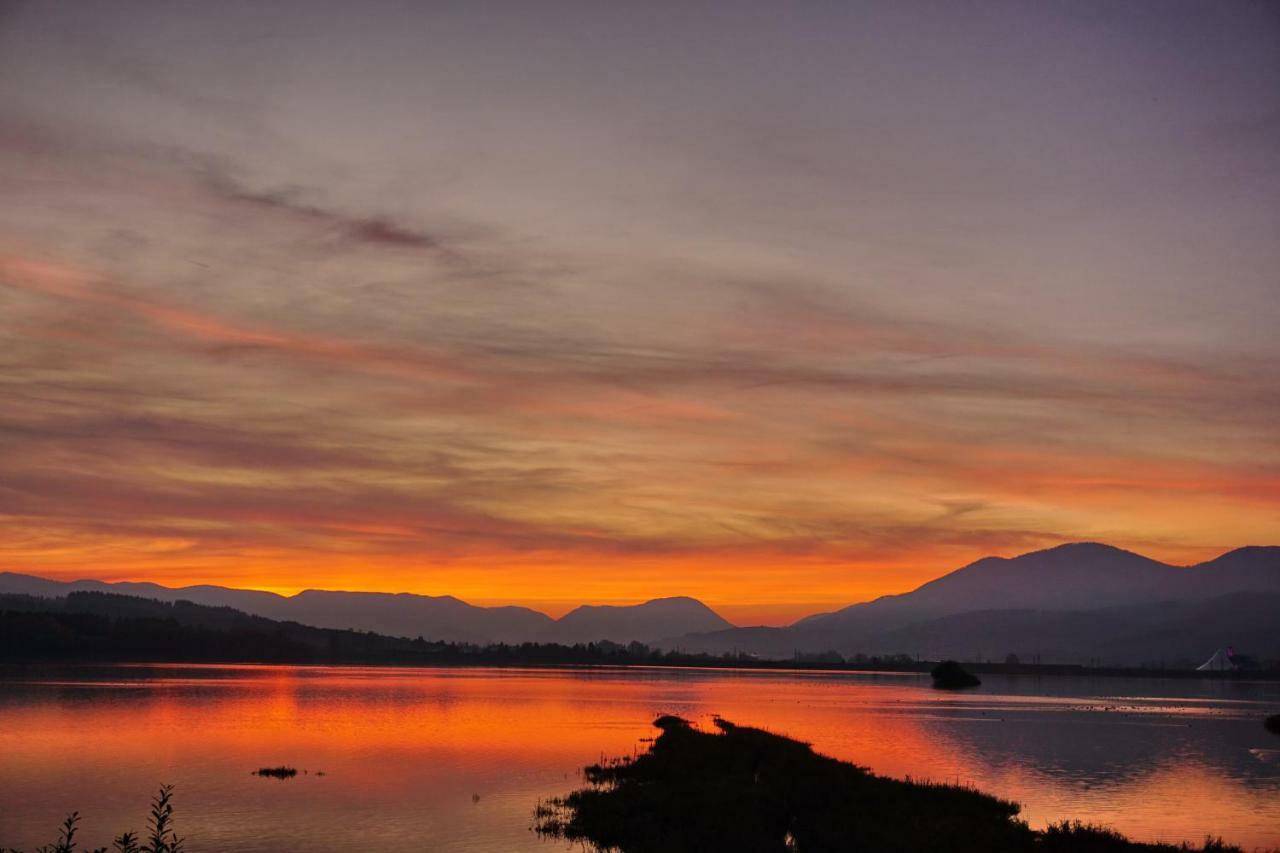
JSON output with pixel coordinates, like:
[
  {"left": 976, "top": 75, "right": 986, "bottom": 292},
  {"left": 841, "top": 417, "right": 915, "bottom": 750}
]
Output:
[{"left": 1, "top": 3, "right": 1277, "bottom": 626}]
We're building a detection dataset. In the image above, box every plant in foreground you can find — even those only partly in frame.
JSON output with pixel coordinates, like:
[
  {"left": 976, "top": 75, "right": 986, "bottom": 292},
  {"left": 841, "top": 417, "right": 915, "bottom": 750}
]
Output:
[{"left": 2, "top": 786, "right": 182, "bottom": 853}]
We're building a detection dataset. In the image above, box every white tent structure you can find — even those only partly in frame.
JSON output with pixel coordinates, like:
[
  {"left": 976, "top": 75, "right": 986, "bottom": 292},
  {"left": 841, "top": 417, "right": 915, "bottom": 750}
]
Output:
[{"left": 1196, "top": 647, "right": 1237, "bottom": 672}]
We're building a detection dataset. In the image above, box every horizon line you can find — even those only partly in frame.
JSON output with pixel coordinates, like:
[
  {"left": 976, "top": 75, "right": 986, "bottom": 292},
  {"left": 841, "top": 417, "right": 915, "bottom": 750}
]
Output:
[{"left": 4, "top": 541, "right": 1270, "bottom": 625}]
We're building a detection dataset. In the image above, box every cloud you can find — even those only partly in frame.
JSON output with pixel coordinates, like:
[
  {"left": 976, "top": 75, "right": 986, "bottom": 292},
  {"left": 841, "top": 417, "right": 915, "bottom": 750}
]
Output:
[
  {"left": 0, "top": 86, "right": 1276, "bottom": 618},
  {"left": 0, "top": 252, "right": 479, "bottom": 383},
  {"left": 199, "top": 169, "right": 450, "bottom": 254}
]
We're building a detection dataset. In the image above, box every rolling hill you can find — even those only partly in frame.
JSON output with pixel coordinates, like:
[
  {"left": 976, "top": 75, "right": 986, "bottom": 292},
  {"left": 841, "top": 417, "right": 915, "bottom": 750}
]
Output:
[
  {"left": 0, "top": 573, "right": 732, "bottom": 645},
  {"left": 4, "top": 542, "right": 1277, "bottom": 663},
  {"left": 545, "top": 596, "right": 733, "bottom": 644},
  {"left": 662, "top": 543, "right": 1280, "bottom": 664}
]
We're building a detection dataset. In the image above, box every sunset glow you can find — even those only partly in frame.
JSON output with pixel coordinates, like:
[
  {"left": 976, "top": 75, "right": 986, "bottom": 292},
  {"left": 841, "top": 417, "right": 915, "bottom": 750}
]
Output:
[
  {"left": 1, "top": 2, "right": 1277, "bottom": 624},
  {"left": 4, "top": 666, "right": 1277, "bottom": 850}
]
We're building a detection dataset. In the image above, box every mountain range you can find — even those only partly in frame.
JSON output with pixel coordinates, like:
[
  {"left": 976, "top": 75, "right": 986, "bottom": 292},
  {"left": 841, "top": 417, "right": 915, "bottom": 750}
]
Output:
[
  {"left": 0, "top": 571, "right": 731, "bottom": 645},
  {"left": 663, "top": 543, "right": 1280, "bottom": 664},
  {"left": 2, "top": 543, "right": 1277, "bottom": 664}
]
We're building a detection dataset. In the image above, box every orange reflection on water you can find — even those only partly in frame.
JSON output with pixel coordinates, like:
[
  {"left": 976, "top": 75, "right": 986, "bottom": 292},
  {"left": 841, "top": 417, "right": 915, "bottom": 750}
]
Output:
[{"left": 1, "top": 665, "right": 1277, "bottom": 852}]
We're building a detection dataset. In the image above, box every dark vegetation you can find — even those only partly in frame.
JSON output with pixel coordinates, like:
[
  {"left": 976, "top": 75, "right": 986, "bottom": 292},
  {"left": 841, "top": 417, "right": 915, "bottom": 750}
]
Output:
[
  {"left": 0, "top": 591, "right": 712, "bottom": 666},
  {"left": 535, "top": 717, "right": 1250, "bottom": 853},
  {"left": 252, "top": 766, "right": 297, "bottom": 779},
  {"left": 1266, "top": 714, "right": 1280, "bottom": 735},
  {"left": 931, "top": 660, "right": 981, "bottom": 689},
  {"left": 1, "top": 591, "right": 1276, "bottom": 678},
  {"left": 3, "top": 785, "right": 183, "bottom": 853},
  {"left": 0, "top": 592, "right": 978, "bottom": 669}
]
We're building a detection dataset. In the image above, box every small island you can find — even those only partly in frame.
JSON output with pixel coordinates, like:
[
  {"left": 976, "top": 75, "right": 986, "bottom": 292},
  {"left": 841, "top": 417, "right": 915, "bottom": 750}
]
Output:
[
  {"left": 252, "top": 766, "right": 298, "bottom": 779},
  {"left": 931, "top": 659, "right": 982, "bottom": 689}
]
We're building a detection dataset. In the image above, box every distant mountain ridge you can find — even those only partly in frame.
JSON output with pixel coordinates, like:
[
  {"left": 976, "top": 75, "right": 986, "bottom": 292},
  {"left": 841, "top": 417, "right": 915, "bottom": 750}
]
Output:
[
  {"left": 0, "top": 572, "right": 731, "bottom": 645},
  {"left": 547, "top": 597, "right": 733, "bottom": 645},
  {"left": 787, "top": 543, "right": 1279, "bottom": 636},
  {"left": 4, "top": 542, "right": 1277, "bottom": 663},
  {"left": 663, "top": 543, "right": 1280, "bottom": 664}
]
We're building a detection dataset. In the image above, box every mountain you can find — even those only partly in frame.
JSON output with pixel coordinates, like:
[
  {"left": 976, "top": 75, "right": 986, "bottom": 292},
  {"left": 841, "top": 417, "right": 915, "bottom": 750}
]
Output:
[
  {"left": 4, "top": 542, "right": 1276, "bottom": 660},
  {"left": 866, "top": 592, "right": 1280, "bottom": 665},
  {"left": 546, "top": 597, "right": 733, "bottom": 644},
  {"left": 0, "top": 573, "right": 732, "bottom": 645},
  {"left": 663, "top": 543, "right": 1280, "bottom": 663},
  {"left": 0, "top": 572, "right": 555, "bottom": 643},
  {"left": 794, "top": 543, "right": 1254, "bottom": 635},
  {"left": 0, "top": 590, "right": 688, "bottom": 667},
  {"left": 1182, "top": 545, "right": 1280, "bottom": 595},
  {"left": 273, "top": 590, "right": 556, "bottom": 644},
  {"left": 0, "top": 573, "right": 290, "bottom": 615}
]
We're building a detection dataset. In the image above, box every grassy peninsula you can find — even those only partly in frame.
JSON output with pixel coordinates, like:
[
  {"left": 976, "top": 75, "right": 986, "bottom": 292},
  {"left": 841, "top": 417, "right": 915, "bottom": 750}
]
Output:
[{"left": 536, "top": 716, "right": 1252, "bottom": 853}]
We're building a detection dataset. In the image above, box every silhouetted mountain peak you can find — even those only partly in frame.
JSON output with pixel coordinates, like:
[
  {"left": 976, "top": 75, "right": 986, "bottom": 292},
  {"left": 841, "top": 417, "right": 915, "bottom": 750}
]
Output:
[
  {"left": 946, "top": 542, "right": 1156, "bottom": 574},
  {"left": 1198, "top": 545, "right": 1280, "bottom": 563},
  {"left": 549, "top": 596, "right": 734, "bottom": 644},
  {"left": 676, "top": 542, "right": 1280, "bottom": 661},
  {"left": 0, "top": 572, "right": 733, "bottom": 646},
  {"left": 1036, "top": 541, "right": 1135, "bottom": 556},
  {"left": 6, "top": 541, "right": 1275, "bottom": 660},
  {"left": 617, "top": 596, "right": 715, "bottom": 611}
]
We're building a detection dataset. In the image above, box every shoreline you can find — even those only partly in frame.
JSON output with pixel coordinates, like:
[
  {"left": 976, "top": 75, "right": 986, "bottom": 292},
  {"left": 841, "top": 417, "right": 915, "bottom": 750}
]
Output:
[
  {"left": 3, "top": 657, "right": 1279, "bottom": 682},
  {"left": 537, "top": 715, "right": 1266, "bottom": 852}
]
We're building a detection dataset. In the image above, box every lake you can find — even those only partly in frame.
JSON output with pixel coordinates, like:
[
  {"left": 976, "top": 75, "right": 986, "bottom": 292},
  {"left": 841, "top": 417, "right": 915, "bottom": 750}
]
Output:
[{"left": 1, "top": 665, "right": 1277, "bottom": 851}]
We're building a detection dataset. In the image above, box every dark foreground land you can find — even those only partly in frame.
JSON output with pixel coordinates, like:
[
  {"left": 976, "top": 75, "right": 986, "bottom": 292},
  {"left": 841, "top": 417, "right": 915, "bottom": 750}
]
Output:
[{"left": 536, "top": 716, "right": 1253, "bottom": 853}]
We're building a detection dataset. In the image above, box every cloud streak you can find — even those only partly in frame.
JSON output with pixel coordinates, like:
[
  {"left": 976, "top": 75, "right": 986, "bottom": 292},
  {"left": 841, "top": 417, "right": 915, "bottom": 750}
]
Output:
[
  {"left": 199, "top": 169, "right": 451, "bottom": 253},
  {"left": 1, "top": 2, "right": 1277, "bottom": 620}
]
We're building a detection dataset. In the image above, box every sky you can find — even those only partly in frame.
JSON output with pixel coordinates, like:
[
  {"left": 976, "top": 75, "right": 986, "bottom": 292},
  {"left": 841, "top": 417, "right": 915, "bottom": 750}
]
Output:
[{"left": 0, "top": 1, "right": 1277, "bottom": 623}]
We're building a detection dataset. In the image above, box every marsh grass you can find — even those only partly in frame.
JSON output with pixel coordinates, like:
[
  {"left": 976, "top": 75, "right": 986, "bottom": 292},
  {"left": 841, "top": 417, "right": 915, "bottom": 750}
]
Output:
[
  {"left": 1039, "top": 822, "right": 1244, "bottom": 853},
  {"left": 535, "top": 716, "right": 1254, "bottom": 853}
]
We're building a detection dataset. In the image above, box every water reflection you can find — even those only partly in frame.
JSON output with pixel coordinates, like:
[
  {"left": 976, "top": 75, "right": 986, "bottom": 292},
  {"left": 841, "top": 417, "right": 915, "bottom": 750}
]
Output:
[{"left": 0, "top": 665, "right": 1276, "bottom": 852}]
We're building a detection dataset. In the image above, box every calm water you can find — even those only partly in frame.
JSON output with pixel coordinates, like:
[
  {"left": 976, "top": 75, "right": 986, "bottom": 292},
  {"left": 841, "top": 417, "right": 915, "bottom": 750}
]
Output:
[{"left": 1, "top": 665, "right": 1277, "bottom": 851}]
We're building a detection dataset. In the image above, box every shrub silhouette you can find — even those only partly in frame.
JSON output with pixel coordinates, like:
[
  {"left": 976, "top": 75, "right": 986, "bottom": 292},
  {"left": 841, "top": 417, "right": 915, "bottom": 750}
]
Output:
[
  {"left": 2, "top": 787, "right": 182, "bottom": 853},
  {"left": 253, "top": 766, "right": 298, "bottom": 779},
  {"left": 931, "top": 660, "right": 981, "bottom": 689},
  {"left": 143, "top": 786, "right": 183, "bottom": 853}
]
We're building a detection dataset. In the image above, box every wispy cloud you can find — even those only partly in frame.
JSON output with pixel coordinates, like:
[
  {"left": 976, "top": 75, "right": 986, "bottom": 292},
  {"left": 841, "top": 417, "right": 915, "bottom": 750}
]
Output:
[
  {"left": 199, "top": 169, "right": 451, "bottom": 254},
  {"left": 1, "top": 0, "right": 1277, "bottom": 619}
]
